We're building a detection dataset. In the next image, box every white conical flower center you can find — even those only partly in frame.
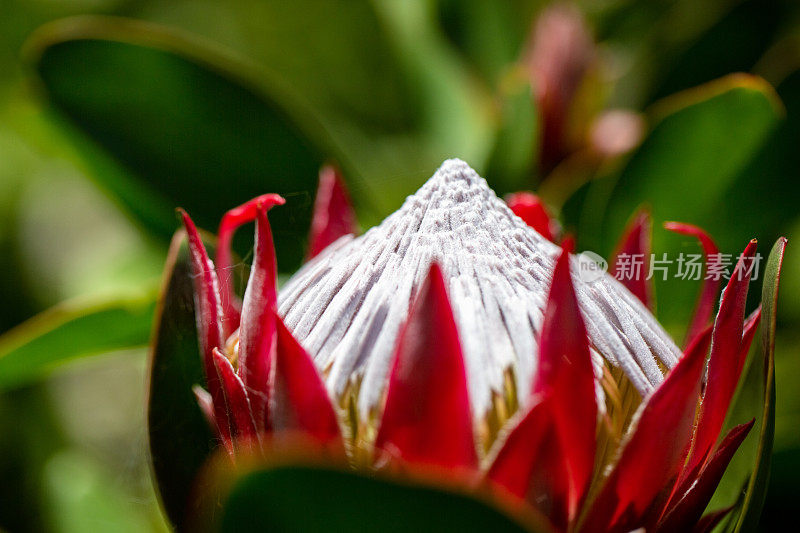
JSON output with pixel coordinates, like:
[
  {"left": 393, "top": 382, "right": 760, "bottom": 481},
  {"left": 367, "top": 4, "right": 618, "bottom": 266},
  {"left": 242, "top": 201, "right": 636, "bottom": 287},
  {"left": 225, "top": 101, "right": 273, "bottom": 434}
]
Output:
[{"left": 278, "top": 159, "right": 680, "bottom": 419}]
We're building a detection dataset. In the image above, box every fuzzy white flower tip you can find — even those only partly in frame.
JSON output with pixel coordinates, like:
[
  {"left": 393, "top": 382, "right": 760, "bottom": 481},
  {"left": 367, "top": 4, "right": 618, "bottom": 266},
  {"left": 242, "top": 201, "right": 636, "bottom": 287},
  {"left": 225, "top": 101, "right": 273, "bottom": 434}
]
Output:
[{"left": 278, "top": 159, "right": 680, "bottom": 419}]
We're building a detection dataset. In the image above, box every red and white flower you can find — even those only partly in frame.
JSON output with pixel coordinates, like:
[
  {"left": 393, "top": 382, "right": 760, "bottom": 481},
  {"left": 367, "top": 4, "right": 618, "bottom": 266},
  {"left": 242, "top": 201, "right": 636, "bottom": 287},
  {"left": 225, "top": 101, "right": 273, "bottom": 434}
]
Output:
[{"left": 180, "top": 159, "right": 765, "bottom": 532}]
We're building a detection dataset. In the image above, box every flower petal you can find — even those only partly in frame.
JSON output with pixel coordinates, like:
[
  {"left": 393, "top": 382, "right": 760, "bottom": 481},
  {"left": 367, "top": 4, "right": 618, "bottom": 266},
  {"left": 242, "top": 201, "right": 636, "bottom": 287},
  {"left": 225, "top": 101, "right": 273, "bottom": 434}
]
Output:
[
  {"left": 238, "top": 201, "right": 283, "bottom": 430},
  {"left": 271, "top": 312, "right": 344, "bottom": 450},
  {"left": 308, "top": 165, "right": 358, "bottom": 259},
  {"left": 663, "top": 222, "right": 720, "bottom": 346},
  {"left": 374, "top": 263, "right": 478, "bottom": 471},
  {"left": 658, "top": 420, "right": 754, "bottom": 532},
  {"left": 580, "top": 326, "right": 712, "bottom": 533},
  {"left": 532, "top": 242, "right": 596, "bottom": 523},
  {"left": 212, "top": 347, "right": 258, "bottom": 452},
  {"left": 216, "top": 194, "right": 285, "bottom": 336},
  {"left": 611, "top": 210, "right": 653, "bottom": 309},
  {"left": 685, "top": 240, "right": 757, "bottom": 477},
  {"left": 180, "top": 210, "right": 230, "bottom": 445},
  {"left": 506, "top": 192, "right": 557, "bottom": 241}
]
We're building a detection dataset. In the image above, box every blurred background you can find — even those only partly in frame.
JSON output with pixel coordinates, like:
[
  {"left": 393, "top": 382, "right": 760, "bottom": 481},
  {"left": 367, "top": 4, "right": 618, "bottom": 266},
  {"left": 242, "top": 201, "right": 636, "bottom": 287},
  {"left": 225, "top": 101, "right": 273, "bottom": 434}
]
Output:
[{"left": 0, "top": 0, "right": 798, "bottom": 531}]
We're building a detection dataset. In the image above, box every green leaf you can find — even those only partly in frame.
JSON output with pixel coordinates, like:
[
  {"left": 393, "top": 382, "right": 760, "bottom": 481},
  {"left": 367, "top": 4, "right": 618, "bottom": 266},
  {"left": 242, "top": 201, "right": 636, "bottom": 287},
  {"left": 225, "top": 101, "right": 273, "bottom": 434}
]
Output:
[
  {"left": 575, "top": 75, "right": 783, "bottom": 327},
  {"left": 27, "top": 16, "right": 347, "bottom": 272},
  {"left": 483, "top": 73, "right": 538, "bottom": 194},
  {"left": 649, "top": 0, "right": 781, "bottom": 101},
  {"left": 0, "top": 292, "right": 156, "bottom": 391},
  {"left": 715, "top": 68, "right": 800, "bottom": 281},
  {"left": 147, "top": 230, "right": 216, "bottom": 530},
  {"left": 436, "top": 0, "right": 537, "bottom": 86},
  {"left": 734, "top": 237, "right": 786, "bottom": 532},
  {"left": 136, "top": 0, "right": 416, "bottom": 134},
  {"left": 601, "top": 75, "right": 782, "bottom": 249},
  {"left": 209, "top": 463, "right": 551, "bottom": 533},
  {"left": 373, "top": 0, "right": 495, "bottom": 171}
]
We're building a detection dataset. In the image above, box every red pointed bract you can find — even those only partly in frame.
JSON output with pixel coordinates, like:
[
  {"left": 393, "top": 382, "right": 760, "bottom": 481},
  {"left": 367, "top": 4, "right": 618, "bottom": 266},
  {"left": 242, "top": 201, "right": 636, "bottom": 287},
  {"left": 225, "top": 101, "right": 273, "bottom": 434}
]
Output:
[
  {"left": 507, "top": 192, "right": 557, "bottom": 242},
  {"left": 611, "top": 210, "right": 653, "bottom": 309},
  {"left": 374, "top": 263, "right": 478, "bottom": 471},
  {"left": 271, "top": 312, "right": 343, "bottom": 449},
  {"left": 658, "top": 420, "right": 754, "bottom": 532},
  {"left": 180, "top": 210, "right": 231, "bottom": 445},
  {"left": 216, "top": 194, "right": 285, "bottom": 336},
  {"left": 487, "top": 396, "right": 554, "bottom": 497},
  {"left": 308, "top": 165, "right": 357, "bottom": 259},
  {"left": 684, "top": 240, "right": 757, "bottom": 477},
  {"left": 212, "top": 348, "right": 258, "bottom": 449},
  {"left": 664, "top": 222, "right": 721, "bottom": 346},
  {"left": 581, "top": 327, "right": 712, "bottom": 533},
  {"left": 238, "top": 202, "right": 282, "bottom": 431},
  {"left": 530, "top": 243, "right": 596, "bottom": 523},
  {"left": 738, "top": 307, "right": 762, "bottom": 379},
  {"left": 486, "top": 396, "right": 571, "bottom": 528}
]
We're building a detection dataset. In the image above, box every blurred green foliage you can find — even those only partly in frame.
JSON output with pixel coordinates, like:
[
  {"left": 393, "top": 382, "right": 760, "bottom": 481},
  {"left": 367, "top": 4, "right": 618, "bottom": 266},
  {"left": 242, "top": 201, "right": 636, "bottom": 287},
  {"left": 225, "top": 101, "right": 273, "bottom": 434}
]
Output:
[{"left": 1, "top": 0, "right": 799, "bottom": 531}]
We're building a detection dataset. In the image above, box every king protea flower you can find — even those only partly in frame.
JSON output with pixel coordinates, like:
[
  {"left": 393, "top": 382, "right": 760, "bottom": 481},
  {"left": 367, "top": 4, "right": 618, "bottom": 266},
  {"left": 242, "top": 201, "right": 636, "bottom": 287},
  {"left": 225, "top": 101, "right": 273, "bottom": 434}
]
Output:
[{"left": 180, "top": 159, "right": 766, "bottom": 532}]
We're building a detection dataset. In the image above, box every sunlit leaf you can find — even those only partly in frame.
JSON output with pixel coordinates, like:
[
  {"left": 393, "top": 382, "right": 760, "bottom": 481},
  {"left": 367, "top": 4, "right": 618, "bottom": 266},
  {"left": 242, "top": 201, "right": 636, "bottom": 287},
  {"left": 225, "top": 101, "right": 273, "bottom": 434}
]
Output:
[
  {"left": 573, "top": 75, "right": 782, "bottom": 326},
  {"left": 601, "top": 75, "right": 781, "bottom": 248},
  {"left": 0, "top": 292, "right": 156, "bottom": 390}
]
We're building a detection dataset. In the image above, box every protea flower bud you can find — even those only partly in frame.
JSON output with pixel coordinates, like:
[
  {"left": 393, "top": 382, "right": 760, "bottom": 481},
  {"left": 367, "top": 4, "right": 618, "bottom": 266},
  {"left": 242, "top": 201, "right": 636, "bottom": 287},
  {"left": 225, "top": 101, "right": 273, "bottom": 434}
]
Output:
[
  {"left": 179, "top": 159, "right": 773, "bottom": 532},
  {"left": 524, "top": 5, "right": 644, "bottom": 175},
  {"left": 526, "top": 4, "right": 594, "bottom": 172}
]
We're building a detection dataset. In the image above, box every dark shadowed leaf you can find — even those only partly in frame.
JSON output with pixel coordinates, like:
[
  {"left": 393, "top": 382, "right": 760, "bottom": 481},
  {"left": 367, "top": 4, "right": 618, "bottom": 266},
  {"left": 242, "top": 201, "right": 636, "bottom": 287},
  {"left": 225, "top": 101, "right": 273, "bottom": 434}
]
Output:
[
  {"left": 137, "top": 0, "right": 416, "bottom": 133},
  {"left": 147, "top": 230, "right": 219, "bottom": 530},
  {"left": 649, "top": 0, "right": 781, "bottom": 101},
  {"left": 211, "top": 462, "right": 551, "bottom": 533},
  {"left": 718, "top": 68, "right": 800, "bottom": 266},
  {"left": 436, "top": 0, "right": 537, "bottom": 86},
  {"left": 27, "top": 17, "right": 345, "bottom": 271}
]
